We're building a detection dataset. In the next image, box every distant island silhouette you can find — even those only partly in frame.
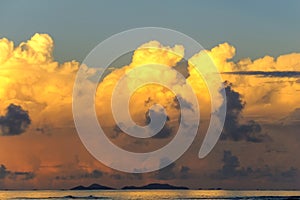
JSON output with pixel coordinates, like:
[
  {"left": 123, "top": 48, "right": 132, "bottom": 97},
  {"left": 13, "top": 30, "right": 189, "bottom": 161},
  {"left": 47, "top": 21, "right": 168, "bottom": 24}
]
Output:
[
  {"left": 71, "top": 183, "right": 189, "bottom": 190},
  {"left": 71, "top": 183, "right": 114, "bottom": 190}
]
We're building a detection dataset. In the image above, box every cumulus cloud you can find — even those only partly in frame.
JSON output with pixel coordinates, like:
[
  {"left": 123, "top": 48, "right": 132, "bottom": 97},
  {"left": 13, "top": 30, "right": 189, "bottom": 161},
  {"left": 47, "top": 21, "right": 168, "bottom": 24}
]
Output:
[
  {"left": 0, "top": 104, "right": 31, "bottom": 136},
  {"left": 95, "top": 40, "right": 202, "bottom": 142},
  {"left": 235, "top": 53, "right": 300, "bottom": 72},
  {"left": 0, "top": 33, "right": 81, "bottom": 135},
  {"left": 1, "top": 33, "right": 300, "bottom": 189},
  {"left": 220, "top": 82, "right": 268, "bottom": 142},
  {"left": 216, "top": 46, "right": 300, "bottom": 121},
  {"left": 1, "top": 33, "right": 299, "bottom": 138}
]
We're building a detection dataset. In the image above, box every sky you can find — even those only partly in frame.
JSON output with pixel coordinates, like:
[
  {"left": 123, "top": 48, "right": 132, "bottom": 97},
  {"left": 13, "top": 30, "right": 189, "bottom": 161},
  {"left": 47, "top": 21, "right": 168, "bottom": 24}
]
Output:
[
  {"left": 1, "top": 0, "right": 300, "bottom": 62},
  {"left": 0, "top": 0, "right": 300, "bottom": 190}
]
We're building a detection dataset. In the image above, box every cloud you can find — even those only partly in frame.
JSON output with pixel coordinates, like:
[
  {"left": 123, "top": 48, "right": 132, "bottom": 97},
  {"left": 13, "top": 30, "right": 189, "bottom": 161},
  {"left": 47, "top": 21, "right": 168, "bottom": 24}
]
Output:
[
  {"left": 110, "top": 174, "right": 122, "bottom": 180},
  {"left": 0, "top": 33, "right": 80, "bottom": 137},
  {"left": 280, "top": 108, "right": 300, "bottom": 125},
  {"left": 95, "top": 40, "right": 201, "bottom": 143},
  {"left": 228, "top": 57, "right": 299, "bottom": 118},
  {"left": 179, "top": 166, "right": 190, "bottom": 179},
  {"left": 205, "top": 43, "right": 300, "bottom": 123},
  {"left": 151, "top": 124, "right": 173, "bottom": 139},
  {"left": 0, "top": 164, "right": 34, "bottom": 181},
  {"left": 81, "top": 169, "right": 103, "bottom": 179},
  {"left": 172, "top": 96, "right": 194, "bottom": 111},
  {"left": 220, "top": 82, "right": 268, "bottom": 142},
  {"left": 109, "top": 172, "right": 143, "bottom": 181},
  {"left": 0, "top": 33, "right": 300, "bottom": 189},
  {"left": 0, "top": 104, "right": 31, "bottom": 136},
  {"left": 281, "top": 167, "right": 298, "bottom": 179},
  {"left": 222, "top": 71, "right": 300, "bottom": 78},
  {"left": 130, "top": 40, "right": 184, "bottom": 67},
  {"left": 213, "top": 150, "right": 251, "bottom": 179},
  {"left": 212, "top": 151, "right": 298, "bottom": 182},
  {"left": 110, "top": 124, "right": 123, "bottom": 139},
  {"left": 1, "top": 34, "right": 299, "bottom": 135},
  {"left": 238, "top": 53, "right": 300, "bottom": 72},
  {"left": 154, "top": 159, "right": 191, "bottom": 180},
  {"left": 8, "top": 171, "right": 35, "bottom": 181},
  {"left": 145, "top": 109, "right": 173, "bottom": 139},
  {"left": 0, "top": 165, "right": 8, "bottom": 179},
  {"left": 55, "top": 169, "right": 103, "bottom": 180},
  {"left": 155, "top": 162, "right": 176, "bottom": 180}
]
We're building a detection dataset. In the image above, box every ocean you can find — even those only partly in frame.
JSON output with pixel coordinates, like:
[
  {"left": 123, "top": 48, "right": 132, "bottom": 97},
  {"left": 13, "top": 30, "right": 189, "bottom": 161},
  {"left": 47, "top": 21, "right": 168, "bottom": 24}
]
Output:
[{"left": 0, "top": 190, "right": 300, "bottom": 200}]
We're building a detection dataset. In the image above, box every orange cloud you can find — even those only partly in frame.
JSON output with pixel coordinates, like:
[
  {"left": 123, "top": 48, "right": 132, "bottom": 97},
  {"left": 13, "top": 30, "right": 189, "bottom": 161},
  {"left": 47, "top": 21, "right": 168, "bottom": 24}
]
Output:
[{"left": 0, "top": 33, "right": 300, "bottom": 189}]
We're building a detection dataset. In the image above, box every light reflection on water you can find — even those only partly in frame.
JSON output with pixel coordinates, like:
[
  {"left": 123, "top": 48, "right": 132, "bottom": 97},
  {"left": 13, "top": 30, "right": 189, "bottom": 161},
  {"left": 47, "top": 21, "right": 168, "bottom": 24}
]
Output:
[{"left": 0, "top": 190, "right": 300, "bottom": 200}]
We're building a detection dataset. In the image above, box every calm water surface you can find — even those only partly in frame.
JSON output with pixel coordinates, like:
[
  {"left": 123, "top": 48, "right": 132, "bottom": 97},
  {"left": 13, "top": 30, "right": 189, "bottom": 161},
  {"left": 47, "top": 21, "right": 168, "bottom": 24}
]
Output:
[{"left": 0, "top": 190, "right": 300, "bottom": 200}]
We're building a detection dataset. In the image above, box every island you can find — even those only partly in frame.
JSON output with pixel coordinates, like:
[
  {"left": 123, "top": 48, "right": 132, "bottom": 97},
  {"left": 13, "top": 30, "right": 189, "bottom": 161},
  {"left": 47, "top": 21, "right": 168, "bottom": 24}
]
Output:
[
  {"left": 71, "top": 183, "right": 115, "bottom": 190},
  {"left": 70, "top": 183, "right": 189, "bottom": 190}
]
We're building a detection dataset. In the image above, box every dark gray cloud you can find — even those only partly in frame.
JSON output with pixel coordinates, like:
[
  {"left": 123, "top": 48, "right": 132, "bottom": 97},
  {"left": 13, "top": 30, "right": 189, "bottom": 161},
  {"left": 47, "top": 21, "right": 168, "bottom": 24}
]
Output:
[
  {"left": 152, "top": 124, "right": 173, "bottom": 139},
  {"left": 281, "top": 167, "right": 298, "bottom": 178},
  {"left": 0, "top": 164, "right": 35, "bottom": 181},
  {"left": 156, "top": 162, "right": 176, "bottom": 180},
  {"left": 220, "top": 82, "right": 268, "bottom": 142},
  {"left": 82, "top": 169, "right": 103, "bottom": 179},
  {"left": 254, "top": 165, "right": 298, "bottom": 182},
  {"left": 0, "top": 104, "right": 31, "bottom": 136},
  {"left": 154, "top": 158, "right": 191, "bottom": 180},
  {"left": 109, "top": 161, "right": 190, "bottom": 181},
  {"left": 110, "top": 174, "right": 122, "bottom": 180},
  {"left": 111, "top": 107, "right": 173, "bottom": 139},
  {"left": 8, "top": 171, "right": 35, "bottom": 181},
  {"left": 179, "top": 166, "right": 190, "bottom": 179},
  {"left": 173, "top": 59, "right": 189, "bottom": 78},
  {"left": 109, "top": 172, "right": 143, "bottom": 181},
  {"left": 109, "top": 172, "right": 143, "bottom": 180},
  {"left": 0, "top": 165, "right": 8, "bottom": 179},
  {"left": 111, "top": 124, "right": 123, "bottom": 139},
  {"left": 126, "top": 173, "right": 143, "bottom": 180},
  {"left": 55, "top": 169, "right": 103, "bottom": 180},
  {"left": 213, "top": 150, "right": 251, "bottom": 179},
  {"left": 172, "top": 96, "right": 194, "bottom": 111},
  {"left": 35, "top": 124, "right": 52, "bottom": 135},
  {"left": 145, "top": 110, "right": 173, "bottom": 139},
  {"left": 222, "top": 71, "right": 300, "bottom": 78},
  {"left": 212, "top": 151, "right": 298, "bottom": 182}
]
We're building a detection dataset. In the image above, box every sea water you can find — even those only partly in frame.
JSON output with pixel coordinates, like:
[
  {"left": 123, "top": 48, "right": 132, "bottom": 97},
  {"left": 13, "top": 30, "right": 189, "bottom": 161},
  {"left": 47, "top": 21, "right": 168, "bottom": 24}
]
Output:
[{"left": 0, "top": 190, "right": 300, "bottom": 200}]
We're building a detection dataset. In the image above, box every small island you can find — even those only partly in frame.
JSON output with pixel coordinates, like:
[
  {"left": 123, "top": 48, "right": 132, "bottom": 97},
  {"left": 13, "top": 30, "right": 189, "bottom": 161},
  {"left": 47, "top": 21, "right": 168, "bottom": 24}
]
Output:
[
  {"left": 70, "top": 183, "right": 189, "bottom": 190},
  {"left": 71, "top": 183, "right": 115, "bottom": 190}
]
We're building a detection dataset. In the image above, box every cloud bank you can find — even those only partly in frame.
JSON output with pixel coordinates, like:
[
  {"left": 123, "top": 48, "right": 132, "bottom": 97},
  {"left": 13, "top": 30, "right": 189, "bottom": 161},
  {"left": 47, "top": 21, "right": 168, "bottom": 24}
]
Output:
[{"left": 0, "top": 33, "right": 300, "bottom": 189}]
